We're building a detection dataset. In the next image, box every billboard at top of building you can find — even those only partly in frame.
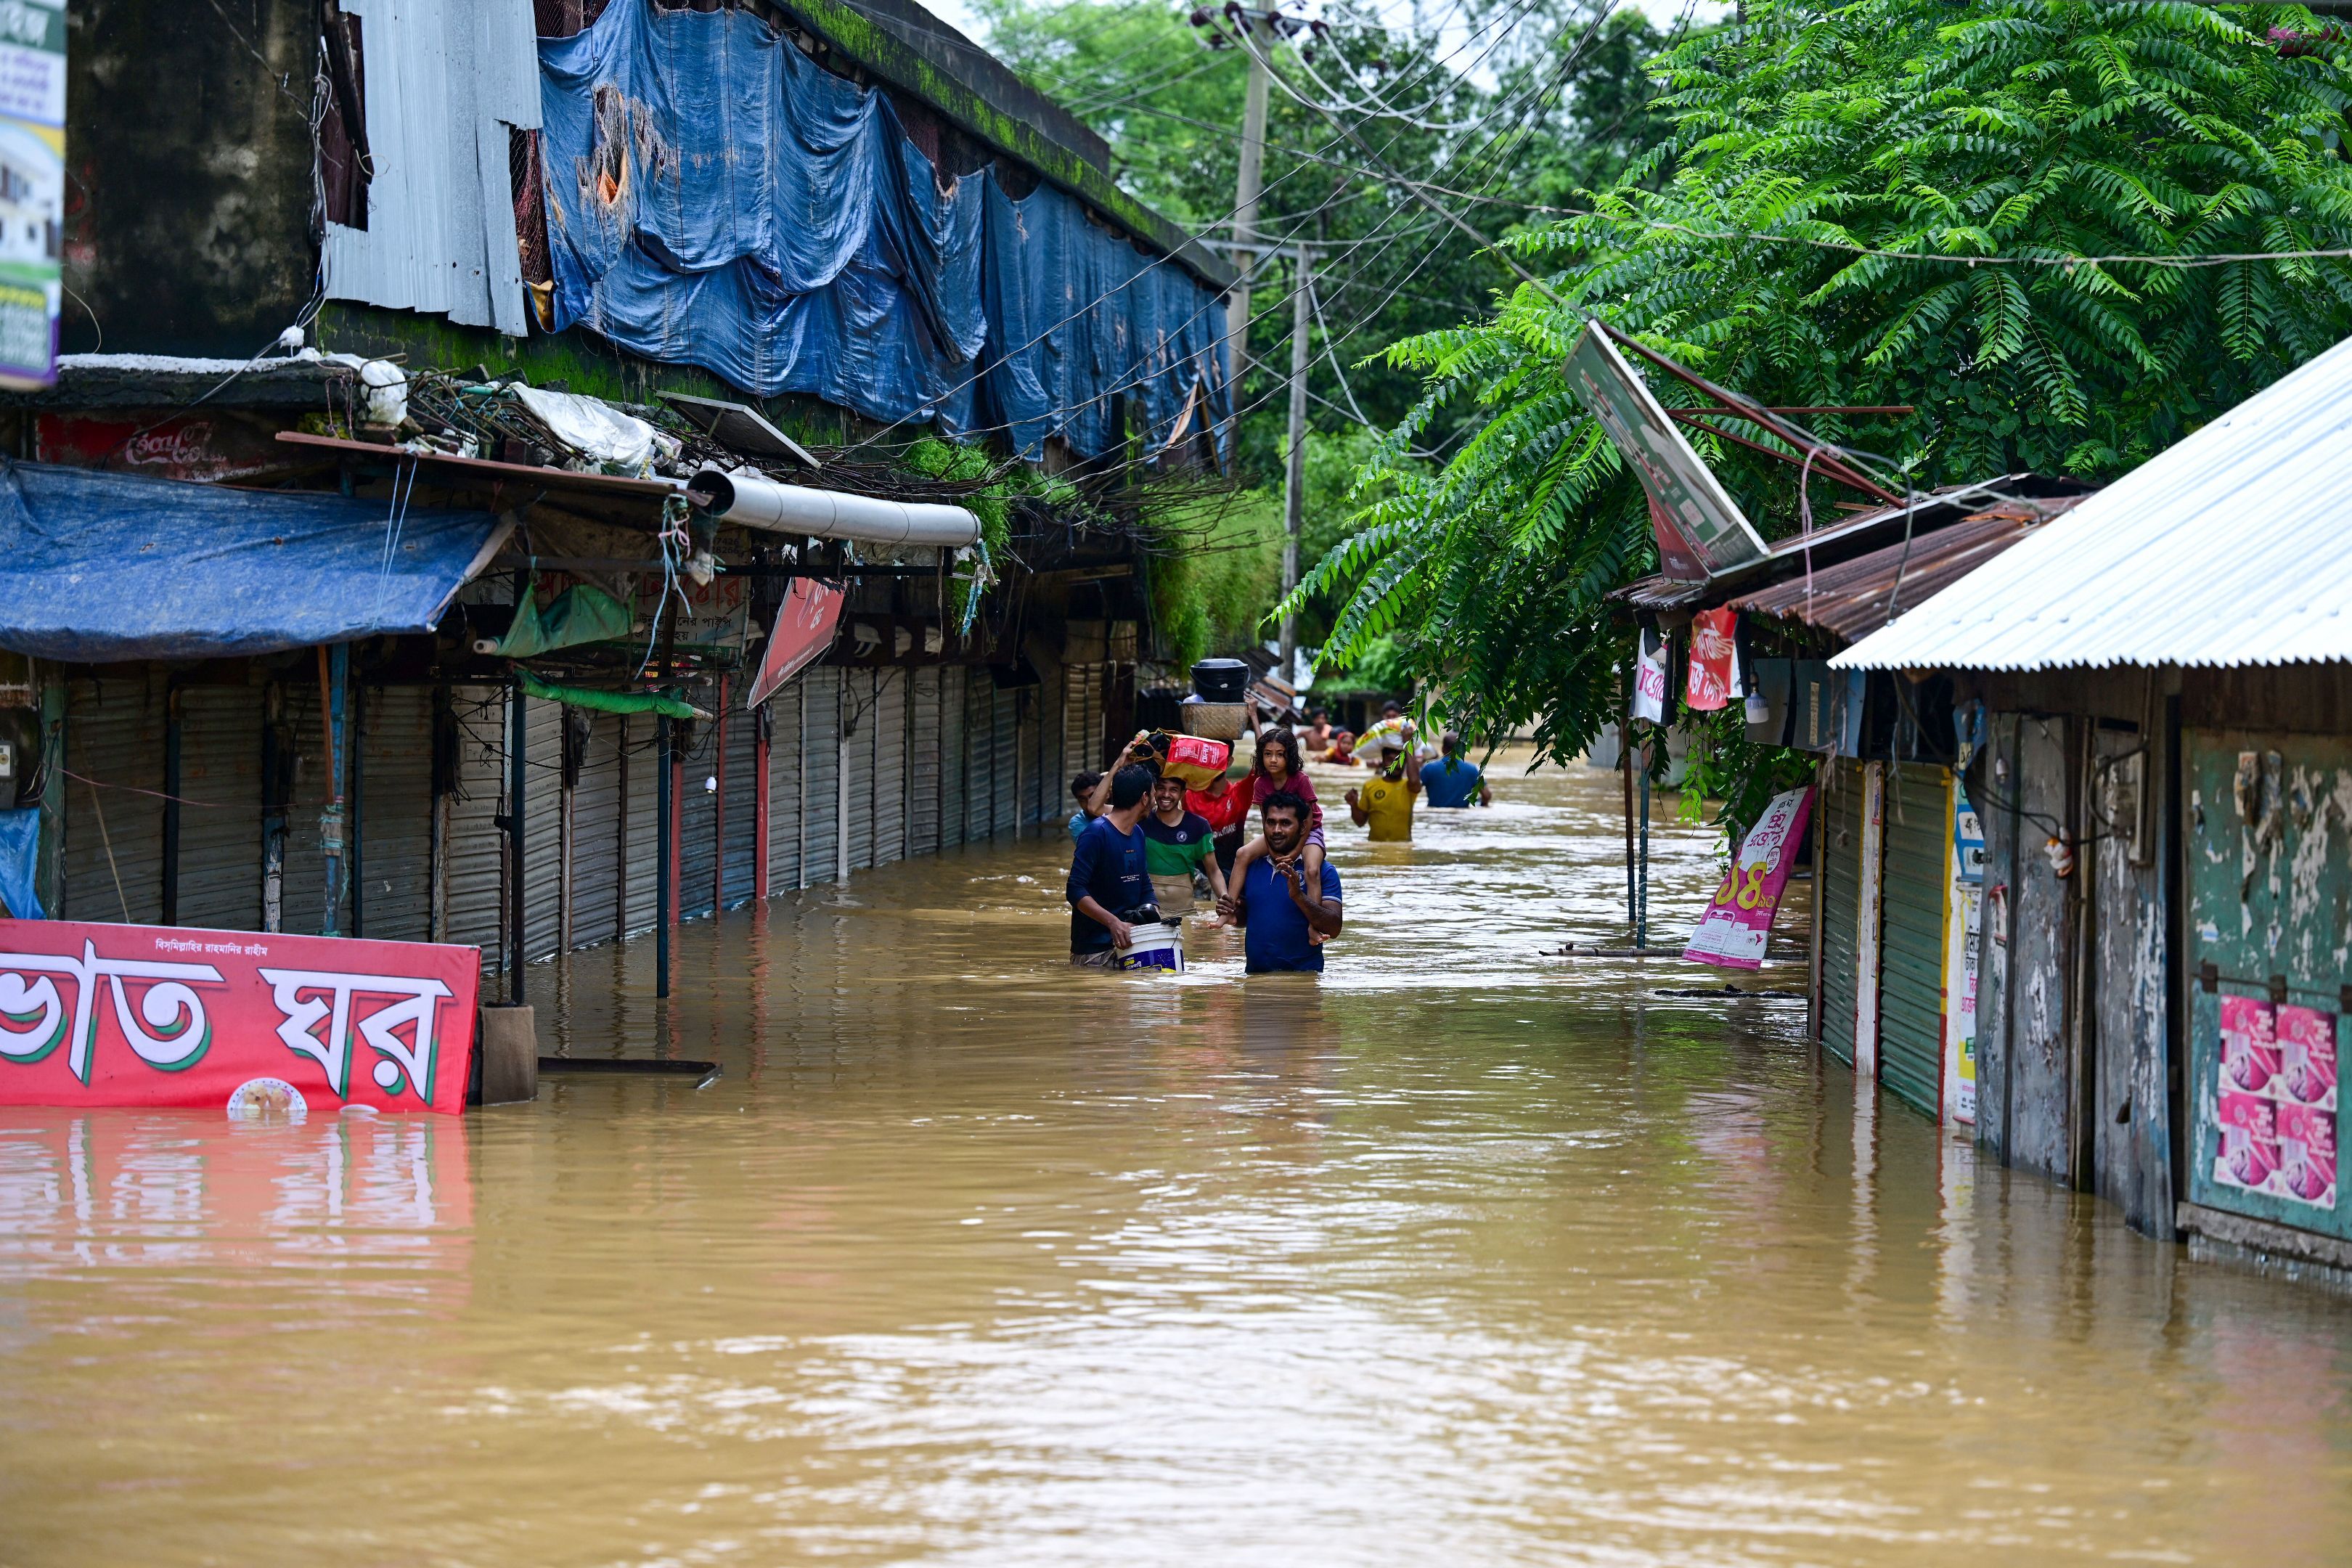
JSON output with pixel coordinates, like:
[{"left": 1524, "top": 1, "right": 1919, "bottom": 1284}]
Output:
[
  {"left": 1564, "top": 322, "right": 1766, "bottom": 581},
  {"left": 0, "top": 0, "right": 61, "bottom": 389}
]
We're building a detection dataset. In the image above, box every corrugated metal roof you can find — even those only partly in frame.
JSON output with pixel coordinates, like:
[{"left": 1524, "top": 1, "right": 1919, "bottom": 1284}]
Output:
[
  {"left": 1731, "top": 499, "right": 2082, "bottom": 644},
  {"left": 324, "top": 0, "right": 539, "bottom": 338},
  {"left": 1837, "top": 332, "right": 2352, "bottom": 671}
]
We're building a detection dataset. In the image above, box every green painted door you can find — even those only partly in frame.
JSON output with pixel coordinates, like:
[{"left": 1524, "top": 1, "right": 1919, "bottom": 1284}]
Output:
[
  {"left": 1821, "top": 761, "right": 1863, "bottom": 1068},
  {"left": 1879, "top": 764, "right": 1952, "bottom": 1119},
  {"left": 2184, "top": 730, "right": 2352, "bottom": 1242}
]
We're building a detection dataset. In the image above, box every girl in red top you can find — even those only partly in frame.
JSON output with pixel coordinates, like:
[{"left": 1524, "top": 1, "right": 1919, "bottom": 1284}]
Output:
[{"left": 1225, "top": 728, "right": 1326, "bottom": 934}]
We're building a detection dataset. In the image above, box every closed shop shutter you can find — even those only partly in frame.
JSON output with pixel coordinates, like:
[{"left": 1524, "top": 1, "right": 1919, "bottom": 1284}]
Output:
[
  {"left": 992, "top": 681, "right": 1019, "bottom": 836},
  {"left": 444, "top": 685, "right": 508, "bottom": 965},
  {"left": 720, "top": 697, "right": 760, "bottom": 907},
  {"left": 1016, "top": 682, "right": 1040, "bottom": 830},
  {"left": 568, "top": 711, "right": 625, "bottom": 948},
  {"left": 618, "top": 712, "right": 660, "bottom": 937},
  {"left": 277, "top": 680, "right": 346, "bottom": 939},
  {"left": 845, "top": 671, "right": 875, "bottom": 872},
  {"left": 1063, "top": 663, "right": 1102, "bottom": 781},
  {"left": 1878, "top": 764, "right": 1951, "bottom": 1119},
  {"left": 1819, "top": 759, "right": 1865, "bottom": 1069},
  {"left": 939, "top": 665, "right": 966, "bottom": 849},
  {"left": 764, "top": 687, "right": 802, "bottom": 894},
  {"left": 874, "top": 669, "right": 907, "bottom": 867},
  {"left": 965, "top": 674, "right": 995, "bottom": 841},
  {"left": 1032, "top": 652, "right": 1062, "bottom": 828},
  {"left": 801, "top": 669, "right": 840, "bottom": 881},
  {"left": 173, "top": 685, "right": 264, "bottom": 932},
  {"left": 63, "top": 672, "right": 166, "bottom": 925},
  {"left": 907, "top": 668, "right": 942, "bottom": 857},
  {"left": 356, "top": 685, "right": 434, "bottom": 943},
  {"left": 519, "top": 695, "right": 563, "bottom": 962},
  {"left": 678, "top": 712, "right": 719, "bottom": 919}
]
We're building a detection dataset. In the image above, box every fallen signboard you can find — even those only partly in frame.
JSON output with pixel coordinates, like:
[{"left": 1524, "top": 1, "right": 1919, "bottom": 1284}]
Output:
[
  {"left": 1683, "top": 785, "right": 1813, "bottom": 969},
  {"left": 0, "top": 919, "right": 481, "bottom": 1116}
]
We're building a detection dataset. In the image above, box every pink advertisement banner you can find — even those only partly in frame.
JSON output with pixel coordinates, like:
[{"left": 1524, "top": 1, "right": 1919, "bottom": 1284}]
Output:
[
  {"left": 0, "top": 919, "right": 481, "bottom": 1116},
  {"left": 1684, "top": 785, "right": 1813, "bottom": 970}
]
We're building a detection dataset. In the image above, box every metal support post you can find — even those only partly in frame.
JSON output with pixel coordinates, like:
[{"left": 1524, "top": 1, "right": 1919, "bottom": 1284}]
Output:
[
  {"left": 656, "top": 714, "right": 672, "bottom": 998},
  {"left": 1278, "top": 244, "right": 1312, "bottom": 684},
  {"left": 1227, "top": 14, "right": 1271, "bottom": 388},
  {"left": 507, "top": 675, "right": 526, "bottom": 1004},
  {"left": 161, "top": 686, "right": 181, "bottom": 926}
]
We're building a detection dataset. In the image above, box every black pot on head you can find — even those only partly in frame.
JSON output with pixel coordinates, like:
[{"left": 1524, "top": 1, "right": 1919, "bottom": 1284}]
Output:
[{"left": 1191, "top": 658, "right": 1249, "bottom": 704}]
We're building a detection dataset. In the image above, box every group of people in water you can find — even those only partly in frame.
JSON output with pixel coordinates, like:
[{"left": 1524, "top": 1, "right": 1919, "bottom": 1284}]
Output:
[{"left": 1063, "top": 704, "right": 1493, "bottom": 973}]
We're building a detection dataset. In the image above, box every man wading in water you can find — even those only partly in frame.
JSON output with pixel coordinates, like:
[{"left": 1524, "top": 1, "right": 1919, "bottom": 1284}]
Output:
[
  {"left": 1217, "top": 791, "right": 1342, "bottom": 973},
  {"left": 1141, "top": 772, "right": 1227, "bottom": 914},
  {"left": 1066, "top": 764, "right": 1156, "bottom": 966}
]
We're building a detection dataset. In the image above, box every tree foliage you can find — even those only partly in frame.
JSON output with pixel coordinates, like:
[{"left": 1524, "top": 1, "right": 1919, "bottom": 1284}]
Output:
[{"left": 1297, "top": 1, "right": 2352, "bottom": 760}]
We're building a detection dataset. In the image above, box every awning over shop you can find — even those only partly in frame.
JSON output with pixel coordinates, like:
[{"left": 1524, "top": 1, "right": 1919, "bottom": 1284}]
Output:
[{"left": 0, "top": 461, "right": 510, "bottom": 662}]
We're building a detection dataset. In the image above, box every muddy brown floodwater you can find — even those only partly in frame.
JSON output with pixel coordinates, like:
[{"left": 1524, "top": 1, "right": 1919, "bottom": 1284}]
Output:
[{"left": 4, "top": 752, "right": 2351, "bottom": 1567}]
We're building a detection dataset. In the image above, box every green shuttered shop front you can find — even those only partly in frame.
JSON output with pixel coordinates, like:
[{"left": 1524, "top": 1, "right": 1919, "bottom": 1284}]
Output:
[{"left": 1879, "top": 764, "right": 1951, "bottom": 1119}]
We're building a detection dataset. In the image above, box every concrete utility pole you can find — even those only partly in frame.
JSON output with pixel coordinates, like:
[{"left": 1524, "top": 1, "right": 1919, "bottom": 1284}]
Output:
[
  {"left": 1278, "top": 243, "right": 1312, "bottom": 685},
  {"left": 1227, "top": 10, "right": 1272, "bottom": 385}
]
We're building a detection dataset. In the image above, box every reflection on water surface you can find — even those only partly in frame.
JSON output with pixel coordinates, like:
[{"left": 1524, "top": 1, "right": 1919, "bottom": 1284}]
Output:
[{"left": 1, "top": 754, "right": 2348, "bottom": 1567}]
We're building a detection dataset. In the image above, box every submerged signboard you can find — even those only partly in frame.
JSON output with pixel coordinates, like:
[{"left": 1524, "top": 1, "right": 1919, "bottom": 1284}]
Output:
[
  {"left": 1684, "top": 785, "right": 1813, "bottom": 969},
  {"left": 1564, "top": 322, "right": 1766, "bottom": 580},
  {"left": 0, "top": 920, "right": 481, "bottom": 1115}
]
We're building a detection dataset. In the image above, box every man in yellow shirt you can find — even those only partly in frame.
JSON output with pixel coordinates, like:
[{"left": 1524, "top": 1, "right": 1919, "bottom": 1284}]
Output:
[{"left": 1345, "top": 738, "right": 1421, "bottom": 841}]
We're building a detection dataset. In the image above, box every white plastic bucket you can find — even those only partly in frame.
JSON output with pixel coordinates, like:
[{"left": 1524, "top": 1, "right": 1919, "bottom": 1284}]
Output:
[{"left": 1115, "top": 920, "right": 1184, "bottom": 973}]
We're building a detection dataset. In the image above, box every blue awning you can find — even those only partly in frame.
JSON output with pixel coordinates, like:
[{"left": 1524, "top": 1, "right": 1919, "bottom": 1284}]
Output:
[{"left": 0, "top": 461, "right": 512, "bottom": 662}]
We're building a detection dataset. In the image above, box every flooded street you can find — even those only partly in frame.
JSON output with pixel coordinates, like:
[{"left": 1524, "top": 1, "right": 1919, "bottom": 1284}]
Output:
[{"left": 4, "top": 754, "right": 2351, "bottom": 1567}]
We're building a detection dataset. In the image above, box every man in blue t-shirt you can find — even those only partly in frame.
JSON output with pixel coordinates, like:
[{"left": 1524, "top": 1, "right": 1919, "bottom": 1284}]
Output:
[
  {"left": 1217, "top": 790, "right": 1342, "bottom": 972},
  {"left": 1066, "top": 764, "right": 1158, "bottom": 965},
  {"left": 1420, "top": 732, "right": 1493, "bottom": 808}
]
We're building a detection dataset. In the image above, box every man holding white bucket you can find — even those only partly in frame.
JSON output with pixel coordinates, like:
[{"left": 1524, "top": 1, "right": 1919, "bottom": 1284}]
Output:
[{"left": 1066, "top": 764, "right": 1157, "bottom": 967}]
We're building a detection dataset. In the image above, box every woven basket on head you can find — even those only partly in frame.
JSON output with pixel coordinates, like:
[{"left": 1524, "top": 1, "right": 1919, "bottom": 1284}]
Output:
[{"left": 1180, "top": 703, "right": 1249, "bottom": 740}]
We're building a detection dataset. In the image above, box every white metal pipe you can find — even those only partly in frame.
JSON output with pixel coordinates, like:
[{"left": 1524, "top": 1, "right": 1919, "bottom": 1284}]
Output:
[{"left": 692, "top": 467, "right": 981, "bottom": 548}]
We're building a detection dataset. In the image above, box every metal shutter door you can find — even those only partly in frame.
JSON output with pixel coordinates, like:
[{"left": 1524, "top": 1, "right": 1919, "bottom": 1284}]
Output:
[
  {"left": 801, "top": 670, "right": 840, "bottom": 881},
  {"left": 1819, "top": 760, "right": 1864, "bottom": 1069},
  {"left": 174, "top": 685, "right": 264, "bottom": 931},
  {"left": 939, "top": 666, "right": 966, "bottom": 849},
  {"left": 679, "top": 715, "right": 719, "bottom": 918},
  {"left": 1064, "top": 663, "right": 1101, "bottom": 780},
  {"left": 277, "top": 681, "right": 347, "bottom": 938},
  {"left": 520, "top": 695, "right": 563, "bottom": 961},
  {"left": 992, "top": 682, "right": 1018, "bottom": 836},
  {"left": 64, "top": 674, "right": 166, "bottom": 925},
  {"left": 619, "top": 712, "right": 660, "bottom": 937},
  {"left": 1016, "top": 681, "right": 1040, "bottom": 830},
  {"left": 764, "top": 690, "right": 801, "bottom": 894},
  {"left": 907, "top": 668, "right": 941, "bottom": 857},
  {"left": 1033, "top": 655, "right": 1061, "bottom": 828},
  {"left": 444, "top": 685, "right": 507, "bottom": 965},
  {"left": 845, "top": 672, "right": 875, "bottom": 872},
  {"left": 721, "top": 699, "right": 759, "bottom": 907},
  {"left": 568, "top": 712, "right": 624, "bottom": 948},
  {"left": 965, "top": 674, "right": 994, "bottom": 840},
  {"left": 1879, "top": 764, "right": 1951, "bottom": 1119},
  {"left": 874, "top": 670, "right": 907, "bottom": 867},
  {"left": 357, "top": 686, "right": 434, "bottom": 942}
]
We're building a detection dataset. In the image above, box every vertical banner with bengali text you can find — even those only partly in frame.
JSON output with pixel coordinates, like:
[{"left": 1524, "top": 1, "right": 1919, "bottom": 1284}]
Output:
[{"left": 0, "top": 0, "right": 62, "bottom": 388}]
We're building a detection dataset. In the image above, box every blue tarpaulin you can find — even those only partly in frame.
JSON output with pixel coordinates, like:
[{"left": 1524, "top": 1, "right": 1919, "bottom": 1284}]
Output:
[
  {"left": 0, "top": 462, "right": 510, "bottom": 662},
  {"left": 538, "top": 0, "right": 1231, "bottom": 462},
  {"left": 0, "top": 808, "right": 41, "bottom": 919}
]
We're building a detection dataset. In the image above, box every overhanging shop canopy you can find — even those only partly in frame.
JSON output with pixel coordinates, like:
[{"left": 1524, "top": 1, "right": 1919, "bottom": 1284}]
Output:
[{"left": 0, "top": 461, "right": 510, "bottom": 662}]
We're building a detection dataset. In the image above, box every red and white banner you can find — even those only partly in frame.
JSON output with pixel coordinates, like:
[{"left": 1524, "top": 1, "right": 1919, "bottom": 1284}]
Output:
[
  {"left": 0, "top": 920, "right": 480, "bottom": 1116},
  {"left": 1684, "top": 785, "right": 1813, "bottom": 969},
  {"left": 746, "top": 576, "right": 845, "bottom": 710},
  {"left": 1686, "top": 608, "right": 1739, "bottom": 712}
]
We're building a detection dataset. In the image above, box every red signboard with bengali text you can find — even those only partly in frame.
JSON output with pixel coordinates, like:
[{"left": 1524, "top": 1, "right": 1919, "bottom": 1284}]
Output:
[{"left": 0, "top": 919, "right": 480, "bottom": 1116}]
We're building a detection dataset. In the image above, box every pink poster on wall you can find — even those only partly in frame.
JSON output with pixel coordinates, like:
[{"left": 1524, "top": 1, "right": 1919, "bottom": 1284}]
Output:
[
  {"left": 1683, "top": 784, "right": 1813, "bottom": 970},
  {"left": 2210, "top": 997, "right": 2337, "bottom": 1212}
]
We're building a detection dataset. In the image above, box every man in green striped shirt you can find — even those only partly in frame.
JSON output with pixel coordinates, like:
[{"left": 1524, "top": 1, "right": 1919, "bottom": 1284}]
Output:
[{"left": 1140, "top": 772, "right": 1228, "bottom": 915}]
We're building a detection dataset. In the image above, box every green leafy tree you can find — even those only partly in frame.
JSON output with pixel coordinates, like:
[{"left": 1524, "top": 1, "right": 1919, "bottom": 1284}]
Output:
[{"left": 1296, "top": 1, "right": 2352, "bottom": 775}]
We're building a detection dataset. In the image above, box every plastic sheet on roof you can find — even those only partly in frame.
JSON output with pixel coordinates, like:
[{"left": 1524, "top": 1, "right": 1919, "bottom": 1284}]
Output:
[
  {"left": 0, "top": 462, "right": 508, "bottom": 663},
  {"left": 536, "top": 0, "right": 1230, "bottom": 462}
]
